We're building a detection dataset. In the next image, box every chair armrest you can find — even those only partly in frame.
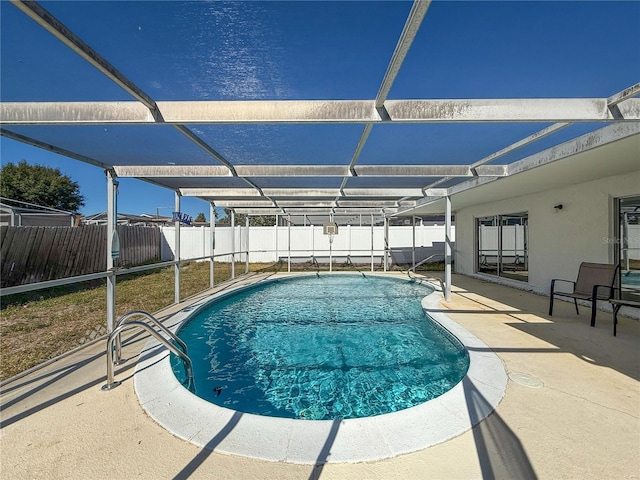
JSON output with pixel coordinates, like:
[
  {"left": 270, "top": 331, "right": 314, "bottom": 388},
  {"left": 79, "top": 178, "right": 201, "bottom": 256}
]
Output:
[
  {"left": 592, "top": 283, "right": 615, "bottom": 300},
  {"left": 550, "top": 278, "right": 575, "bottom": 295}
]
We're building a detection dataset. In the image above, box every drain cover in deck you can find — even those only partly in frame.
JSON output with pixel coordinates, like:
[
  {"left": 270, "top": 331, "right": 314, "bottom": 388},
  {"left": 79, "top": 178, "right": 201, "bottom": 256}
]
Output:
[{"left": 508, "top": 372, "right": 543, "bottom": 388}]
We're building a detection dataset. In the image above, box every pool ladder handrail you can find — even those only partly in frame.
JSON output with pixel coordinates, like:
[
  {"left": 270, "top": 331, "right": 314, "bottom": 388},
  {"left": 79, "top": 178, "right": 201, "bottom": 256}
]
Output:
[
  {"left": 101, "top": 310, "right": 193, "bottom": 391},
  {"left": 408, "top": 254, "right": 441, "bottom": 275}
]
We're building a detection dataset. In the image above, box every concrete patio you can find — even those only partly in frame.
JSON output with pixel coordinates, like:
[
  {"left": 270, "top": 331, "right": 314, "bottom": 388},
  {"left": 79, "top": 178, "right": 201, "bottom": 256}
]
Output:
[{"left": 1, "top": 273, "right": 638, "bottom": 479}]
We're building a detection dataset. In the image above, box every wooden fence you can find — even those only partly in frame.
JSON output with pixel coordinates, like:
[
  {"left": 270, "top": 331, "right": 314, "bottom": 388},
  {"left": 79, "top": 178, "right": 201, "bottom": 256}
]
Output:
[{"left": 0, "top": 225, "right": 162, "bottom": 288}]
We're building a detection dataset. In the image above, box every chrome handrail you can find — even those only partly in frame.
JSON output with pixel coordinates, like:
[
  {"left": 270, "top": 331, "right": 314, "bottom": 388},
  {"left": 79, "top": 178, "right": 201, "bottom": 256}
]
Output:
[
  {"left": 408, "top": 254, "right": 441, "bottom": 274},
  {"left": 102, "top": 315, "right": 193, "bottom": 391},
  {"left": 113, "top": 310, "right": 187, "bottom": 364}
]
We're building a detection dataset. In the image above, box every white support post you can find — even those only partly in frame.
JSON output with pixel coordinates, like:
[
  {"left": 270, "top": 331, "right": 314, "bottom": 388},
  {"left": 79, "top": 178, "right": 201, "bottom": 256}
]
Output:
[
  {"left": 238, "top": 216, "right": 242, "bottom": 270},
  {"left": 106, "top": 169, "right": 118, "bottom": 334},
  {"left": 231, "top": 210, "right": 235, "bottom": 279},
  {"left": 274, "top": 214, "right": 278, "bottom": 264},
  {"left": 445, "top": 195, "right": 452, "bottom": 302},
  {"left": 384, "top": 216, "right": 389, "bottom": 272},
  {"left": 371, "top": 214, "right": 374, "bottom": 272},
  {"left": 329, "top": 214, "right": 333, "bottom": 273},
  {"left": 287, "top": 214, "right": 291, "bottom": 273},
  {"left": 209, "top": 203, "right": 215, "bottom": 288},
  {"left": 174, "top": 191, "right": 181, "bottom": 304},
  {"left": 245, "top": 215, "right": 250, "bottom": 274},
  {"left": 412, "top": 216, "right": 416, "bottom": 269}
]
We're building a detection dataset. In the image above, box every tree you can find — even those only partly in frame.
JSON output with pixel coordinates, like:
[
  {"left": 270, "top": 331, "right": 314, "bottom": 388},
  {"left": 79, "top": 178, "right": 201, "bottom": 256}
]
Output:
[
  {"left": 194, "top": 212, "right": 207, "bottom": 223},
  {"left": 217, "top": 208, "right": 275, "bottom": 226},
  {"left": 0, "top": 160, "right": 84, "bottom": 212}
]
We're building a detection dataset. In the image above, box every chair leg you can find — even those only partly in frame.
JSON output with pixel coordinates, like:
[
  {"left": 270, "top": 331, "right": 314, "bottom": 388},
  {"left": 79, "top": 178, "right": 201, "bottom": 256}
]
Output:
[
  {"left": 549, "top": 295, "right": 554, "bottom": 316},
  {"left": 574, "top": 298, "right": 579, "bottom": 315},
  {"left": 613, "top": 304, "right": 621, "bottom": 336},
  {"left": 590, "top": 301, "right": 597, "bottom": 327}
]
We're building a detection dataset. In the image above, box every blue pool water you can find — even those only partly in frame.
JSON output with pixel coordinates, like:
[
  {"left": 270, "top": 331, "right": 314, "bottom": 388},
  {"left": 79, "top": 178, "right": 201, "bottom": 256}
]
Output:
[
  {"left": 622, "top": 271, "right": 640, "bottom": 287},
  {"left": 171, "top": 275, "right": 469, "bottom": 420}
]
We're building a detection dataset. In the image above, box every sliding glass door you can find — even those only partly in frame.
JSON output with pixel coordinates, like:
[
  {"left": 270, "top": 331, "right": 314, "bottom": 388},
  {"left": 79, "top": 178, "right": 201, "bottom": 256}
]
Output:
[
  {"left": 617, "top": 196, "right": 640, "bottom": 301},
  {"left": 477, "top": 213, "right": 528, "bottom": 282}
]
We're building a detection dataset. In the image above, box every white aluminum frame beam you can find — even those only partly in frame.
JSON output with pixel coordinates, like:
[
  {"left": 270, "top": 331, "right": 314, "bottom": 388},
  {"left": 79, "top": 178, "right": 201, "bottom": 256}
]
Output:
[
  {"left": 232, "top": 208, "right": 283, "bottom": 215},
  {"left": 276, "top": 200, "right": 337, "bottom": 208},
  {"left": 213, "top": 200, "right": 276, "bottom": 208},
  {"left": 114, "top": 165, "right": 233, "bottom": 177},
  {"left": 181, "top": 188, "right": 263, "bottom": 198},
  {"left": 112, "top": 164, "right": 506, "bottom": 178},
  {"left": 3, "top": 98, "right": 639, "bottom": 125},
  {"left": 180, "top": 188, "right": 425, "bottom": 198},
  {"left": 338, "top": 200, "right": 399, "bottom": 208}
]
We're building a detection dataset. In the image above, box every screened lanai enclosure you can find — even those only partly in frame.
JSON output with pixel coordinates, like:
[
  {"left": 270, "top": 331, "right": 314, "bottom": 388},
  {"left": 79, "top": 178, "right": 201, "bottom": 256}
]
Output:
[{"left": 1, "top": 0, "right": 639, "bottom": 338}]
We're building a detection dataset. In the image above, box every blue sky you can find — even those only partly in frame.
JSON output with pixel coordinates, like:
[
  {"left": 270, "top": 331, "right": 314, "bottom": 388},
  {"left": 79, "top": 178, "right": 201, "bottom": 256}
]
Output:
[{"left": 1, "top": 1, "right": 639, "bottom": 219}]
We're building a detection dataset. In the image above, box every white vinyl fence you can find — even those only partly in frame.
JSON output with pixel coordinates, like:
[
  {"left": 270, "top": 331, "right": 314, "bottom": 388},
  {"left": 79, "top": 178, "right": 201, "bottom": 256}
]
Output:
[{"left": 160, "top": 224, "right": 455, "bottom": 266}]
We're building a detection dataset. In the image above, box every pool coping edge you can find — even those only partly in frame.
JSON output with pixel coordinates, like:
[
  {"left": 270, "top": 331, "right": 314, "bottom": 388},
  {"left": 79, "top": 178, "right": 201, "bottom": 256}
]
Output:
[{"left": 133, "top": 273, "right": 508, "bottom": 464}]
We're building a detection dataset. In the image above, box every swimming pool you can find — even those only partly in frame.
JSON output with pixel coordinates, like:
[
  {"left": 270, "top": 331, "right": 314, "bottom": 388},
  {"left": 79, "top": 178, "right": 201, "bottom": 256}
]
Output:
[
  {"left": 171, "top": 275, "right": 469, "bottom": 420},
  {"left": 135, "top": 273, "right": 507, "bottom": 463}
]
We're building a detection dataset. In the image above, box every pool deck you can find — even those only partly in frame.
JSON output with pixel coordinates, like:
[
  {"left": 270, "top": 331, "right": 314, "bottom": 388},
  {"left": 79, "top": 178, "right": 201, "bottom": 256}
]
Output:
[{"left": 1, "top": 272, "right": 639, "bottom": 479}]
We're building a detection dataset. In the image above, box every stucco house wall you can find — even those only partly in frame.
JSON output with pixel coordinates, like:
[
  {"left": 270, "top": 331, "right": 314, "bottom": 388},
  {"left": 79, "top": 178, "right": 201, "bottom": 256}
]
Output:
[{"left": 454, "top": 169, "right": 640, "bottom": 295}]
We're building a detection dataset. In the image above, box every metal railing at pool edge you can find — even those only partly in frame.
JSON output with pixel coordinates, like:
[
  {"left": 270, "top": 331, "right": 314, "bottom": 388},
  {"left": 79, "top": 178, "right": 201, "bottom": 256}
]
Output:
[
  {"left": 0, "top": 247, "right": 392, "bottom": 297},
  {"left": 408, "top": 254, "right": 442, "bottom": 275},
  {"left": 101, "top": 310, "right": 193, "bottom": 391}
]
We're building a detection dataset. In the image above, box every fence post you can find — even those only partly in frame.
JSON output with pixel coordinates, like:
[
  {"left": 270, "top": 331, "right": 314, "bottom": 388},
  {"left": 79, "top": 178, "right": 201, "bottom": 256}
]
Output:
[{"left": 174, "top": 191, "right": 181, "bottom": 304}]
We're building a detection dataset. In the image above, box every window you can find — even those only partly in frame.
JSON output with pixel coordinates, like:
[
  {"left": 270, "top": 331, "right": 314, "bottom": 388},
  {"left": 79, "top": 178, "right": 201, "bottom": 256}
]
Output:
[
  {"left": 616, "top": 196, "right": 640, "bottom": 301},
  {"left": 477, "top": 213, "right": 528, "bottom": 282}
]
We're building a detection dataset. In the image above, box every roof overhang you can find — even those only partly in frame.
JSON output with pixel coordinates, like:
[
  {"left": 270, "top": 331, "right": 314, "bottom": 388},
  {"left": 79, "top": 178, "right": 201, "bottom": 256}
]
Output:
[{"left": 397, "top": 123, "right": 640, "bottom": 216}]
